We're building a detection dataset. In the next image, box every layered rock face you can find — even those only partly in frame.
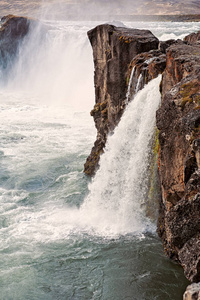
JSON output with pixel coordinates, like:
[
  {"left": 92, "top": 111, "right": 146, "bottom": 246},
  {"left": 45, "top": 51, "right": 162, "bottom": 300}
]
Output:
[
  {"left": 157, "top": 41, "right": 200, "bottom": 282},
  {"left": 84, "top": 24, "right": 159, "bottom": 175}
]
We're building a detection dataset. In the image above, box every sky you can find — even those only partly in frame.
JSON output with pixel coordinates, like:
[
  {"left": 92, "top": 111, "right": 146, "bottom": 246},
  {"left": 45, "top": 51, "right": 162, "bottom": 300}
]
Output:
[{"left": 0, "top": 0, "right": 200, "bottom": 18}]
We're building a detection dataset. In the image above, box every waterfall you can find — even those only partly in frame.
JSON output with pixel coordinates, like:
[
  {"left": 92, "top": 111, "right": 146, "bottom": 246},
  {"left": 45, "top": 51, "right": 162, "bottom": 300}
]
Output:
[
  {"left": 80, "top": 75, "right": 161, "bottom": 236},
  {"left": 135, "top": 73, "right": 143, "bottom": 93},
  {"left": 0, "top": 20, "right": 94, "bottom": 110},
  {"left": 126, "top": 66, "right": 135, "bottom": 104},
  {"left": 0, "top": 19, "right": 161, "bottom": 239}
]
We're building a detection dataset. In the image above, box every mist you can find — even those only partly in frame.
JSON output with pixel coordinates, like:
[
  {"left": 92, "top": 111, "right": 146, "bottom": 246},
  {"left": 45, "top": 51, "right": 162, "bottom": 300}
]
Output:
[{"left": 0, "top": 0, "right": 199, "bottom": 19}]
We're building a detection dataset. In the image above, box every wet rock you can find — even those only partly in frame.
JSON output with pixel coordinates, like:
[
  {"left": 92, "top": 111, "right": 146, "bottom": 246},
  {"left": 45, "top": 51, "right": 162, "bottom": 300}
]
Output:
[
  {"left": 84, "top": 24, "right": 159, "bottom": 175},
  {"left": 183, "top": 283, "right": 200, "bottom": 299}
]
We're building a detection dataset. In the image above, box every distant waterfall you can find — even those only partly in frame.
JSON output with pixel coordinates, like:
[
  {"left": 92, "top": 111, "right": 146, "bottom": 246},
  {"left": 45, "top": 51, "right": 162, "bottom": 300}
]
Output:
[
  {"left": 0, "top": 20, "right": 94, "bottom": 109},
  {"left": 81, "top": 76, "right": 161, "bottom": 236}
]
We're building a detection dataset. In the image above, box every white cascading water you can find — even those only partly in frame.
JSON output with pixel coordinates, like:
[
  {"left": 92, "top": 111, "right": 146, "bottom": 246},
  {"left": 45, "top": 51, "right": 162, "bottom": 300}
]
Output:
[
  {"left": 3, "top": 75, "right": 161, "bottom": 242},
  {"left": 80, "top": 75, "right": 162, "bottom": 236},
  {"left": 0, "top": 19, "right": 162, "bottom": 240},
  {"left": 126, "top": 66, "right": 135, "bottom": 104},
  {"left": 2, "top": 21, "right": 94, "bottom": 110}
]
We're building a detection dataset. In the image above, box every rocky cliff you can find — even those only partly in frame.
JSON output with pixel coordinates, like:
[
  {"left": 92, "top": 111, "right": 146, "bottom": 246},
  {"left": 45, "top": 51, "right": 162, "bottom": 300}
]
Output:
[
  {"left": 85, "top": 24, "right": 200, "bottom": 284},
  {"left": 84, "top": 24, "right": 159, "bottom": 175},
  {"left": 157, "top": 36, "right": 200, "bottom": 282}
]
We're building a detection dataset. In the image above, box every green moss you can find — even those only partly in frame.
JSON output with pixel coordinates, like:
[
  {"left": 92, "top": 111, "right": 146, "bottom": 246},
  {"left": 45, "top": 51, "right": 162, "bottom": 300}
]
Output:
[
  {"left": 181, "top": 97, "right": 193, "bottom": 109},
  {"left": 126, "top": 76, "right": 130, "bottom": 85},
  {"left": 153, "top": 128, "right": 160, "bottom": 156},
  {"left": 145, "top": 128, "right": 161, "bottom": 221},
  {"left": 90, "top": 101, "right": 107, "bottom": 116},
  {"left": 179, "top": 81, "right": 200, "bottom": 109}
]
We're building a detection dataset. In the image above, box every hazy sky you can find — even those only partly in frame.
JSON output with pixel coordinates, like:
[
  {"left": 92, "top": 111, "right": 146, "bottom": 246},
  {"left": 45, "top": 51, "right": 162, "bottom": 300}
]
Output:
[{"left": 0, "top": 0, "right": 200, "bottom": 17}]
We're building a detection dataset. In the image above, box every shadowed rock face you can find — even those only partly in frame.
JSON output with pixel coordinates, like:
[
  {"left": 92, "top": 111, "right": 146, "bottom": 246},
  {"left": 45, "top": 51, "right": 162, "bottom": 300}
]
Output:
[
  {"left": 156, "top": 42, "right": 200, "bottom": 282},
  {"left": 84, "top": 24, "right": 159, "bottom": 176}
]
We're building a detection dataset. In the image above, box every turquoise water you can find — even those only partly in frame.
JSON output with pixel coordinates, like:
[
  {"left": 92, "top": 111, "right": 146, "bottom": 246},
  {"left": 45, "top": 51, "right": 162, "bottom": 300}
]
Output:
[{"left": 0, "top": 19, "right": 197, "bottom": 299}]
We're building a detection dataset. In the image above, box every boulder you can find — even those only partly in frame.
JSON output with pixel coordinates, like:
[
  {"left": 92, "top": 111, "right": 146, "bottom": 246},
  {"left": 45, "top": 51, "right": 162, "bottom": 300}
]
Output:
[{"left": 183, "top": 283, "right": 200, "bottom": 299}]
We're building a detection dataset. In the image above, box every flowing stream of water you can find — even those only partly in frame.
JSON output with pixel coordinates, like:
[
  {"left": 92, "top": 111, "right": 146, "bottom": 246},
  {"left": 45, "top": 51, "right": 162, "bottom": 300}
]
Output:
[{"left": 0, "top": 18, "right": 198, "bottom": 299}]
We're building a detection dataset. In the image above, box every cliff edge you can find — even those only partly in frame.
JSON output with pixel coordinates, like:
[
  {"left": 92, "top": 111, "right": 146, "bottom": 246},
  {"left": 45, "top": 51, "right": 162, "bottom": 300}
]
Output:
[{"left": 84, "top": 24, "right": 159, "bottom": 176}]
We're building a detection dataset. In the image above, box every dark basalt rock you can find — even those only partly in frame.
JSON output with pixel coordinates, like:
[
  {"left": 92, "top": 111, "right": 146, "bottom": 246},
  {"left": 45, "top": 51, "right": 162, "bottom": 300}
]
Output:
[{"left": 84, "top": 24, "right": 159, "bottom": 176}]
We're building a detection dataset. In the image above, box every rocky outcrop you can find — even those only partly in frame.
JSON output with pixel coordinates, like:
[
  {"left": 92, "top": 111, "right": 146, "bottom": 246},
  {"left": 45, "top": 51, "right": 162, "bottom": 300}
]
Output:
[
  {"left": 184, "top": 31, "right": 200, "bottom": 44},
  {"left": 84, "top": 24, "right": 159, "bottom": 175},
  {"left": 0, "top": 15, "right": 46, "bottom": 71},
  {"left": 156, "top": 42, "right": 200, "bottom": 282},
  {"left": 184, "top": 283, "right": 200, "bottom": 300}
]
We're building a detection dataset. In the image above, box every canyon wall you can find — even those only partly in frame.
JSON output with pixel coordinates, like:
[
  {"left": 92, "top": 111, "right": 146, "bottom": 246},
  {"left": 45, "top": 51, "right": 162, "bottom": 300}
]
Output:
[{"left": 157, "top": 36, "right": 200, "bottom": 282}]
